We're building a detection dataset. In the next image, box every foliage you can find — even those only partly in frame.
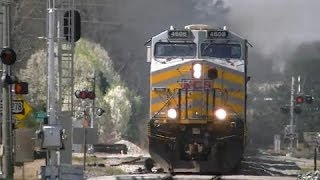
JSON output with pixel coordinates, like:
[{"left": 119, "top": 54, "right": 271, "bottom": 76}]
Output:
[
  {"left": 283, "top": 42, "right": 320, "bottom": 132},
  {"left": 17, "top": 39, "right": 143, "bottom": 143},
  {"left": 247, "top": 82, "right": 288, "bottom": 146},
  {"left": 18, "top": 50, "right": 47, "bottom": 110},
  {"left": 103, "top": 85, "right": 142, "bottom": 142},
  {"left": 247, "top": 41, "right": 320, "bottom": 147}
]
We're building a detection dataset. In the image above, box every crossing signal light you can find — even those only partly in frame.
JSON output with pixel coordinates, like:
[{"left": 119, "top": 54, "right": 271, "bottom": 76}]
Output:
[
  {"left": 296, "top": 96, "right": 304, "bottom": 104},
  {"left": 74, "top": 90, "right": 95, "bottom": 100},
  {"left": 14, "top": 82, "right": 28, "bottom": 94},
  {"left": 305, "top": 95, "right": 314, "bottom": 104},
  {"left": 64, "top": 10, "right": 81, "bottom": 42},
  {"left": 1, "top": 48, "right": 16, "bottom": 65},
  {"left": 96, "top": 108, "right": 105, "bottom": 116}
]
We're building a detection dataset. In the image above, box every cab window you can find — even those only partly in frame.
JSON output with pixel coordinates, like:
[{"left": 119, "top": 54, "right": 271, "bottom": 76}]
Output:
[
  {"left": 201, "top": 43, "right": 241, "bottom": 59},
  {"left": 154, "top": 42, "right": 196, "bottom": 58}
]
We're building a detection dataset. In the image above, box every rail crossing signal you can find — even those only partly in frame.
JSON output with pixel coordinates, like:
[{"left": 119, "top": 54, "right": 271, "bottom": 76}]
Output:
[
  {"left": 74, "top": 90, "right": 95, "bottom": 100},
  {"left": 305, "top": 95, "right": 314, "bottom": 104},
  {"left": 296, "top": 96, "right": 304, "bottom": 104},
  {"left": 0, "top": 48, "right": 16, "bottom": 65}
]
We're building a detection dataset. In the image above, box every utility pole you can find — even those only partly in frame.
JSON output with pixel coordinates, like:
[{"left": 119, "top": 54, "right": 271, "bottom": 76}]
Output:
[{"left": 2, "top": 0, "right": 13, "bottom": 179}]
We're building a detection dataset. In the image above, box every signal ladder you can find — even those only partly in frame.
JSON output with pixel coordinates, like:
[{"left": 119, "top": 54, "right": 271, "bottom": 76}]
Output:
[{"left": 57, "top": 0, "right": 75, "bottom": 114}]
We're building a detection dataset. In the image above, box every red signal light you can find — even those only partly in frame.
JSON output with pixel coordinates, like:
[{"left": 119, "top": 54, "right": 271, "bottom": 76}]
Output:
[
  {"left": 296, "top": 96, "right": 304, "bottom": 104},
  {"left": 87, "top": 91, "right": 95, "bottom": 100},
  {"left": 75, "top": 90, "right": 95, "bottom": 100},
  {"left": 14, "top": 82, "right": 28, "bottom": 94},
  {"left": 79, "top": 91, "right": 88, "bottom": 99},
  {"left": 1, "top": 48, "right": 16, "bottom": 65}
]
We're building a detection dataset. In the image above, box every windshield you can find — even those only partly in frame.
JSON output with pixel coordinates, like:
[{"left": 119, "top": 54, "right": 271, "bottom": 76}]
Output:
[
  {"left": 201, "top": 43, "right": 241, "bottom": 59},
  {"left": 154, "top": 42, "right": 196, "bottom": 58}
]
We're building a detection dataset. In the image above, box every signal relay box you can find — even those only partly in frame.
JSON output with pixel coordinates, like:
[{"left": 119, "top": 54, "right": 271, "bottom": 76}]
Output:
[{"left": 41, "top": 125, "right": 62, "bottom": 149}]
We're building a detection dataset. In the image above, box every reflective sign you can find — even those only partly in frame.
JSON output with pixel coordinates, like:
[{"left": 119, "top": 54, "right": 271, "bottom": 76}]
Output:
[
  {"left": 12, "top": 100, "right": 24, "bottom": 114},
  {"left": 15, "top": 99, "right": 32, "bottom": 121}
]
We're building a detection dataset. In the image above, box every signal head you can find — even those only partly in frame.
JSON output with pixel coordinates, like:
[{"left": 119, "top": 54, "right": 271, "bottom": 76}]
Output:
[
  {"left": 14, "top": 82, "right": 29, "bottom": 94},
  {"left": 1, "top": 48, "right": 16, "bottom": 65},
  {"left": 96, "top": 108, "right": 105, "bottom": 116},
  {"left": 305, "top": 95, "right": 314, "bottom": 104},
  {"left": 296, "top": 96, "right": 304, "bottom": 104}
]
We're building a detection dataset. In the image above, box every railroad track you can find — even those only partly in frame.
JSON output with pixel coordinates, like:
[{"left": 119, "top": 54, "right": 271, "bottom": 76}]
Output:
[{"left": 86, "top": 153, "right": 300, "bottom": 179}]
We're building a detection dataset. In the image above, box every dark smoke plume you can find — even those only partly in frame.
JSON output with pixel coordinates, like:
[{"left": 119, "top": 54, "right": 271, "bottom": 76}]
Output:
[{"left": 193, "top": 0, "right": 230, "bottom": 26}]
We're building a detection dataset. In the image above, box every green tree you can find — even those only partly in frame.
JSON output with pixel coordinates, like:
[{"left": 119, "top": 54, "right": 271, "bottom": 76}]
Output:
[{"left": 18, "top": 39, "right": 143, "bottom": 143}]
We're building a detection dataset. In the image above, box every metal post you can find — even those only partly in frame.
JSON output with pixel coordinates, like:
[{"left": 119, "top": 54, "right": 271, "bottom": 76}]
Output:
[
  {"left": 2, "top": 0, "right": 13, "bottom": 179},
  {"left": 314, "top": 147, "right": 317, "bottom": 171},
  {"left": 1, "top": 71, "right": 11, "bottom": 179},
  {"left": 289, "top": 76, "right": 295, "bottom": 151},
  {"left": 88, "top": 72, "right": 95, "bottom": 154},
  {"left": 296, "top": 76, "right": 301, "bottom": 148},
  {"left": 83, "top": 127, "right": 87, "bottom": 171},
  {"left": 91, "top": 71, "right": 95, "bottom": 129},
  {"left": 47, "top": 0, "right": 58, "bottom": 179},
  {"left": 47, "top": 1, "right": 57, "bottom": 125}
]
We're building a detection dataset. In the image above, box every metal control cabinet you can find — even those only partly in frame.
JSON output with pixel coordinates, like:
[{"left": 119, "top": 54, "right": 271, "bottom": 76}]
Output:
[
  {"left": 42, "top": 125, "right": 62, "bottom": 149},
  {"left": 14, "top": 129, "right": 34, "bottom": 163}
]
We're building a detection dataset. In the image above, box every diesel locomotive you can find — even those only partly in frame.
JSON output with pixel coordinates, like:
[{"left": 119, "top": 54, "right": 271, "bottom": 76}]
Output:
[{"left": 147, "top": 24, "right": 249, "bottom": 174}]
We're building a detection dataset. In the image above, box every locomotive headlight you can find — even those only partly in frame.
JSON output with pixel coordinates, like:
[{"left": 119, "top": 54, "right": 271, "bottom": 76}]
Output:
[
  {"left": 167, "top": 108, "right": 178, "bottom": 119},
  {"left": 193, "top": 63, "right": 202, "bottom": 79},
  {"left": 215, "top": 108, "right": 227, "bottom": 120}
]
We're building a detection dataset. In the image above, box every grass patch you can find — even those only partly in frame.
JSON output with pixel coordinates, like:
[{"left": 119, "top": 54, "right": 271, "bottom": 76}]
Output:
[
  {"left": 86, "top": 166, "right": 126, "bottom": 176},
  {"left": 72, "top": 156, "right": 104, "bottom": 164}
]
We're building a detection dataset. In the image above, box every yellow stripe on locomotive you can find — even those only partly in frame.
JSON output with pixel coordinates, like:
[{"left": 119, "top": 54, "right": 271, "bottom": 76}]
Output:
[{"left": 150, "top": 62, "right": 246, "bottom": 124}]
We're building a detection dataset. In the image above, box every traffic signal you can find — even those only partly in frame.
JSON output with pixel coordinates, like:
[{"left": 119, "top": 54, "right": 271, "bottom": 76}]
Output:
[
  {"left": 74, "top": 90, "right": 95, "bottom": 100},
  {"left": 305, "top": 95, "right": 314, "bottom": 104},
  {"left": 14, "top": 82, "right": 28, "bottom": 94},
  {"left": 296, "top": 96, "right": 304, "bottom": 104},
  {"left": 0, "top": 48, "right": 16, "bottom": 65},
  {"left": 96, "top": 108, "right": 105, "bottom": 116},
  {"left": 64, "top": 10, "right": 81, "bottom": 42}
]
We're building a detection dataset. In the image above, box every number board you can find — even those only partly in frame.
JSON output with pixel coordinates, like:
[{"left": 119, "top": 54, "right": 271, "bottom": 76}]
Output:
[
  {"left": 12, "top": 100, "right": 24, "bottom": 114},
  {"left": 207, "top": 30, "right": 228, "bottom": 38},
  {"left": 168, "top": 30, "right": 190, "bottom": 39}
]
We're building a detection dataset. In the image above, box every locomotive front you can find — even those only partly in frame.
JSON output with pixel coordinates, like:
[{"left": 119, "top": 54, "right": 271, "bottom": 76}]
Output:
[{"left": 147, "top": 24, "right": 248, "bottom": 174}]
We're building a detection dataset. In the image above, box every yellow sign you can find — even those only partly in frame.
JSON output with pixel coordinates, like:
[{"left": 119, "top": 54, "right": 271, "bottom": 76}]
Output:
[{"left": 15, "top": 98, "right": 33, "bottom": 121}]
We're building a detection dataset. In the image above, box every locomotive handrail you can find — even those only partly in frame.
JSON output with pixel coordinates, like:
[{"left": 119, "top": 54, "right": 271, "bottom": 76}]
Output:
[{"left": 151, "top": 89, "right": 178, "bottom": 119}]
